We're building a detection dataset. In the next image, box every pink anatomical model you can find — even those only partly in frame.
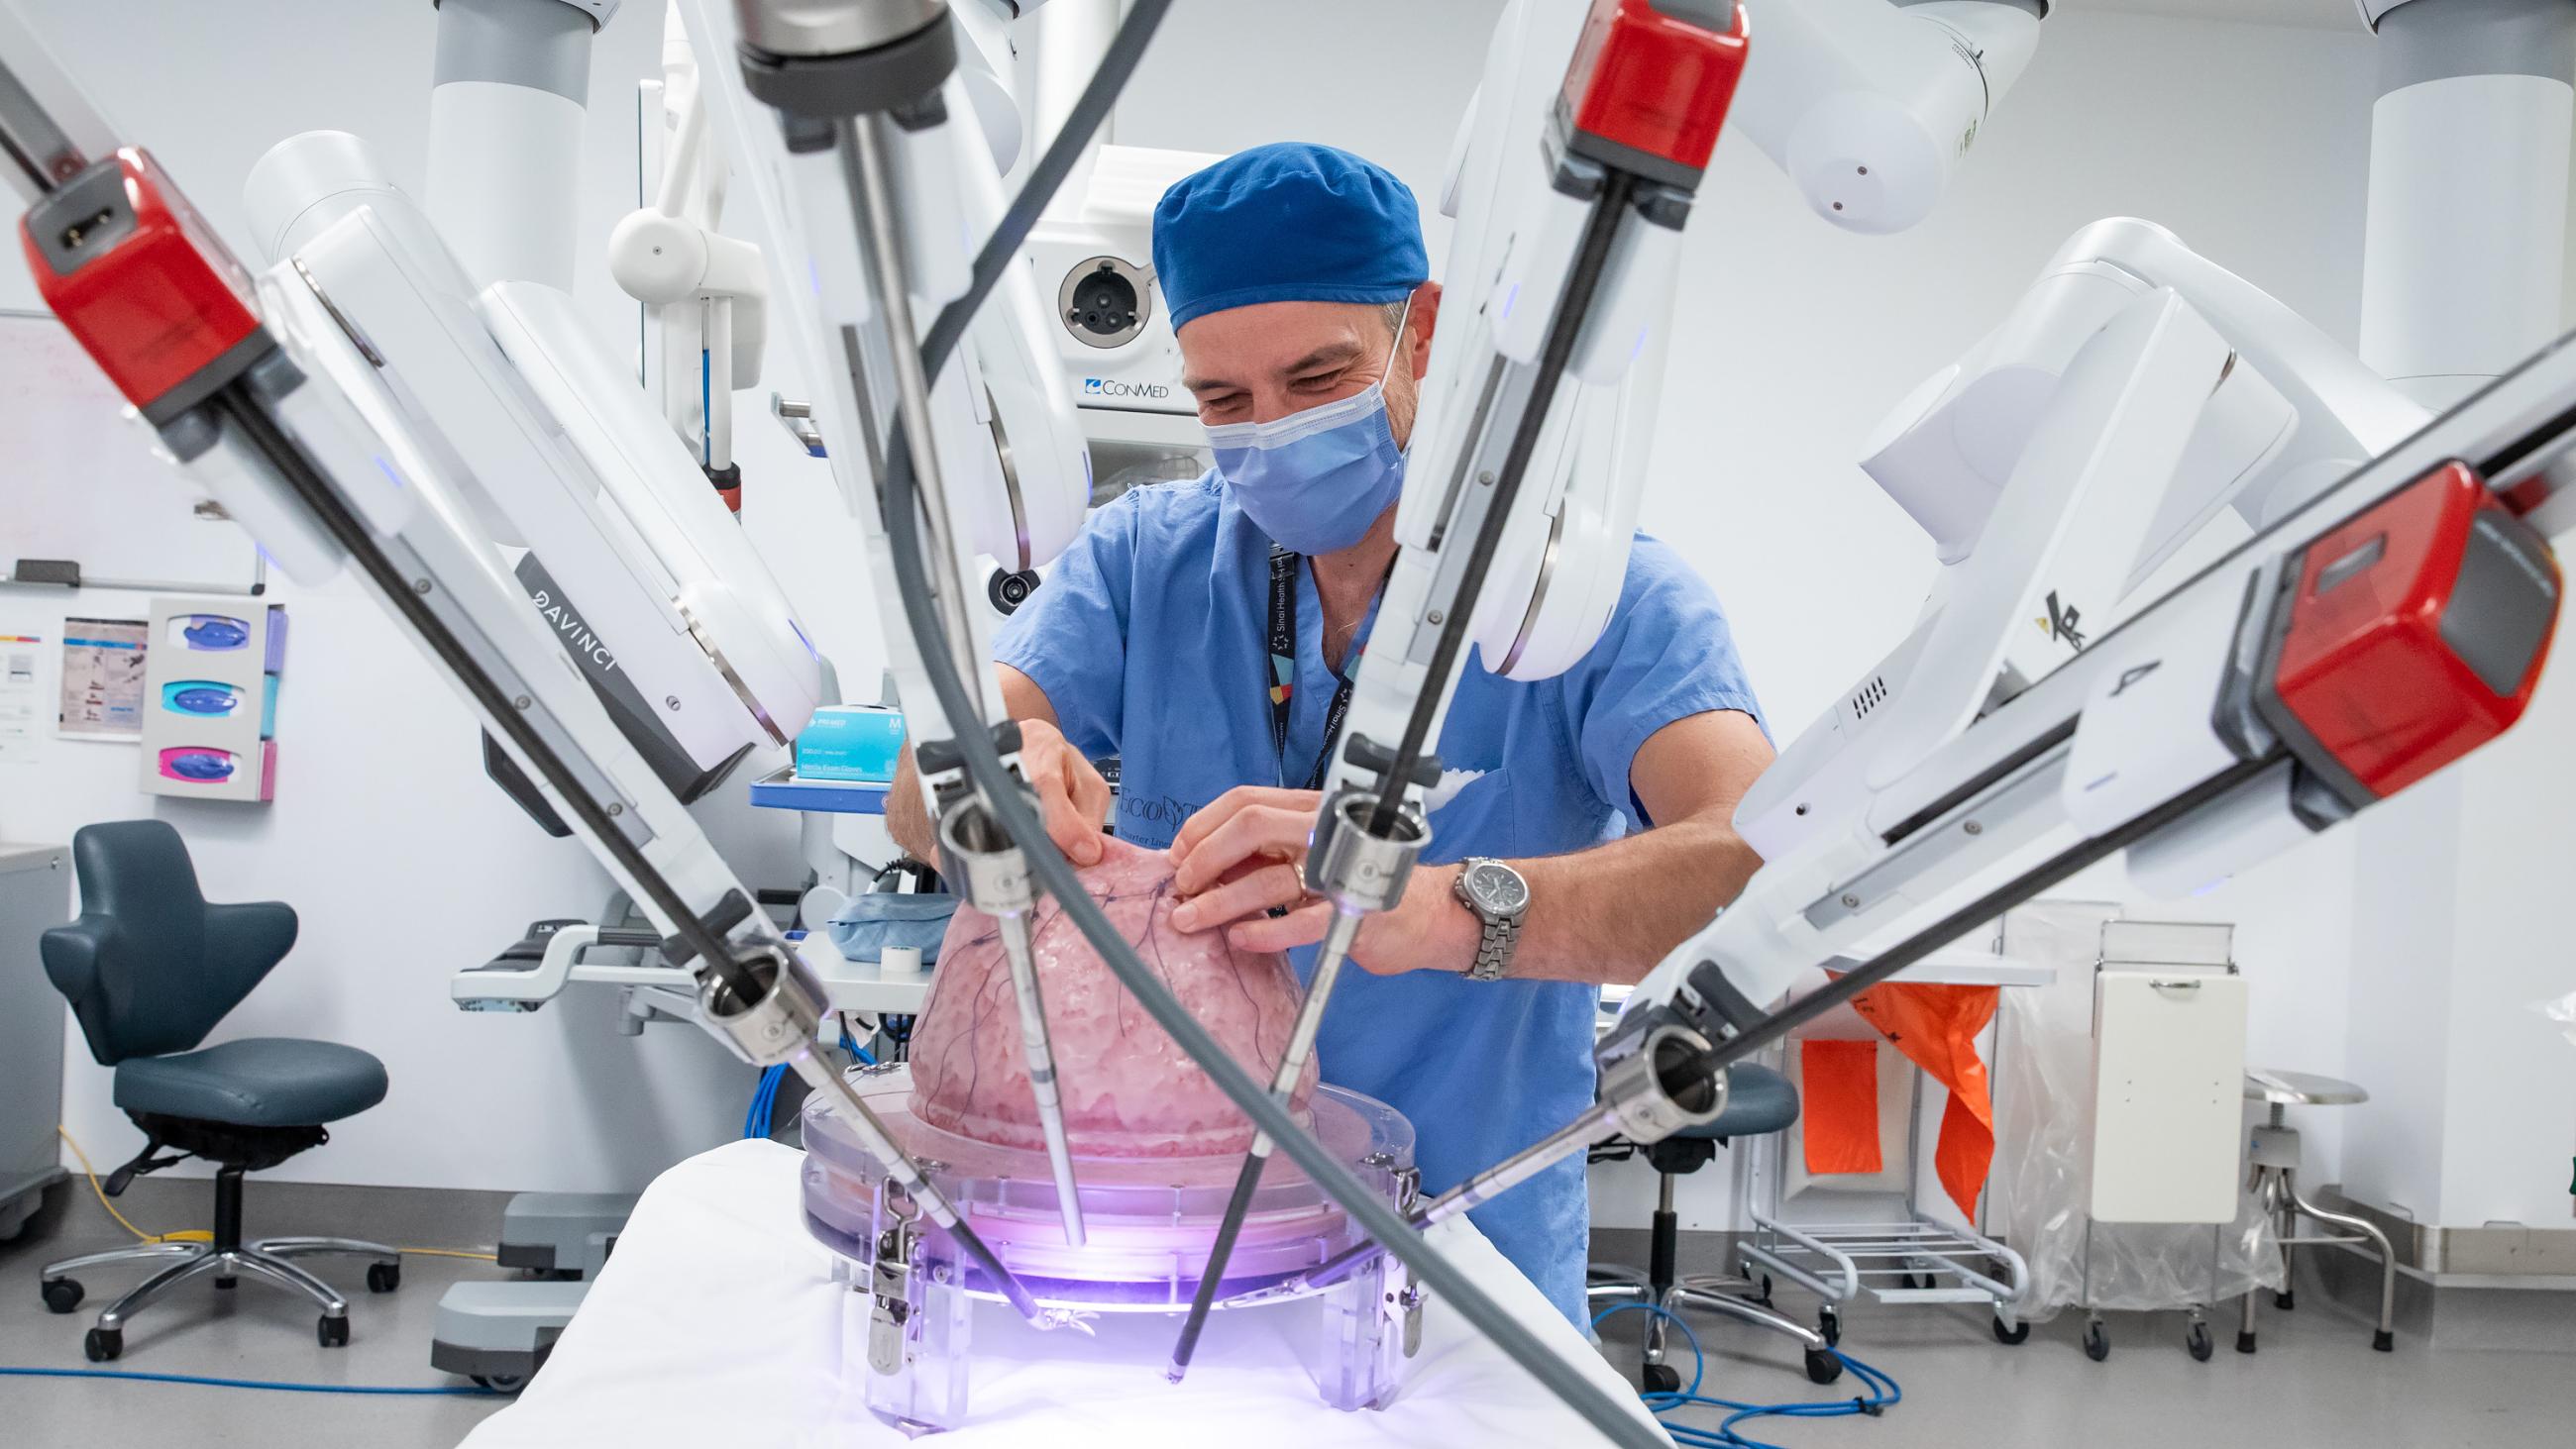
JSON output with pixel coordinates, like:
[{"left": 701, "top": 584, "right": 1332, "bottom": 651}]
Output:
[{"left": 909, "top": 835, "right": 1318, "bottom": 1158}]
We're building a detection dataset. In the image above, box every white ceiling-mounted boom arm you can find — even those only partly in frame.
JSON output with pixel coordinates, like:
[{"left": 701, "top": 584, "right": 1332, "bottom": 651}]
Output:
[
  {"left": 1733, "top": 0, "right": 2047, "bottom": 234},
  {"left": 611, "top": 12, "right": 769, "bottom": 495}
]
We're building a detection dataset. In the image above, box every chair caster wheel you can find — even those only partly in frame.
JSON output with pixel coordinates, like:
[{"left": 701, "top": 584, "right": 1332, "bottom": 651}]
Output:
[
  {"left": 1816, "top": 1305, "right": 1841, "bottom": 1347},
  {"left": 2083, "top": 1320, "right": 2110, "bottom": 1362},
  {"left": 2188, "top": 1323, "right": 2214, "bottom": 1362},
  {"left": 2275, "top": 1291, "right": 2295, "bottom": 1311},
  {"left": 1642, "top": 1362, "right": 1681, "bottom": 1395},
  {"left": 1804, "top": 1347, "right": 1844, "bottom": 1385},
  {"left": 41, "top": 1279, "right": 83, "bottom": 1314},
  {"left": 1991, "top": 1314, "right": 2029, "bottom": 1345},
  {"left": 214, "top": 1276, "right": 237, "bottom": 1291},
  {"left": 318, "top": 1315, "right": 350, "bottom": 1348},
  {"left": 473, "top": 1374, "right": 527, "bottom": 1394},
  {"left": 84, "top": 1327, "right": 122, "bottom": 1362},
  {"left": 2372, "top": 1330, "right": 2394, "bottom": 1353},
  {"left": 367, "top": 1262, "right": 401, "bottom": 1294},
  {"left": 2236, "top": 1330, "right": 2258, "bottom": 1355}
]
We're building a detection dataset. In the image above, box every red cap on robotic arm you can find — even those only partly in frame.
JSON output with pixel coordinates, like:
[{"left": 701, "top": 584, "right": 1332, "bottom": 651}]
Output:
[
  {"left": 2254, "top": 461, "right": 2561, "bottom": 813},
  {"left": 19, "top": 146, "right": 266, "bottom": 424},
  {"left": 1557, "top": 0, "right": 1752, "bottom": 191}
]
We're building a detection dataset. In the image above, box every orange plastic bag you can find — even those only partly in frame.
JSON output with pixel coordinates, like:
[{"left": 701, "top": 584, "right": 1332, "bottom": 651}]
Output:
[
  {"left": 1798, "top": 1039, "right": 1883, "bottom": 1176},
  {"left": 1844, "top": 980, "right": 2001, "bottom": 1219}
]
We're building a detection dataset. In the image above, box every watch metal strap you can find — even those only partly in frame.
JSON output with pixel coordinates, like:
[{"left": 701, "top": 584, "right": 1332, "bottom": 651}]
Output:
[{"left": 1466, "top": 916, "right": 1518, "bottom": 981}]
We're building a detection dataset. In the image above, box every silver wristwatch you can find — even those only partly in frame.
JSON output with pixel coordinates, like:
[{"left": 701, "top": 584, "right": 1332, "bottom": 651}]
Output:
[{"left": 1452, "top": 858, "right": 1530, "bottom": 982}]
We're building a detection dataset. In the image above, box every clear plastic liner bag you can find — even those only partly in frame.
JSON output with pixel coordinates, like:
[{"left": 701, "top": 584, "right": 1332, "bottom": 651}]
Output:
[{"left": 1986, "top": 900, "right": 2283, "bottom": 1319}]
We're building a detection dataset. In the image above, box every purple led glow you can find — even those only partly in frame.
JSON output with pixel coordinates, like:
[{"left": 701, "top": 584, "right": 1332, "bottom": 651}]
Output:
[{"left": 801, "top": 1070, "right": 1416, "bottom": 1310}]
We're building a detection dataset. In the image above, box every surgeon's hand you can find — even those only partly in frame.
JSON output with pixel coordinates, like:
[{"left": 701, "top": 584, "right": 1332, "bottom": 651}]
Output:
[
  {"left": 1166, "top": 786, "right": 1473, "bottom": 974},
  {"left": 1012, "top": 717, "right": 1112, "bottom": 867}
]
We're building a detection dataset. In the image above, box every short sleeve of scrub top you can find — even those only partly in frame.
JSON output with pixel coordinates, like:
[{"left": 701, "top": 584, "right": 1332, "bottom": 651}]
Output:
[
  {"left": 1555, "top": 535, "right": 1769, "bottom": 824},
  {"left": 992, "top": 487, "right": 1140, "bottom": 760}
]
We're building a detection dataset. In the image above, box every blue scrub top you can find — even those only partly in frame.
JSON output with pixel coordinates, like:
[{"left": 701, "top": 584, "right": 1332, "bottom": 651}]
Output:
[{"left": 994, "top": 474, "right": 1764, "bottom": 1324}]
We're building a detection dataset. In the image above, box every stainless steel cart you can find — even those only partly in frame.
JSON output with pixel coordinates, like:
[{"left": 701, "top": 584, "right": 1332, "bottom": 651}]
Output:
[{"left": 1733, "top": 948, "right": 2052, "bottom": 1347}]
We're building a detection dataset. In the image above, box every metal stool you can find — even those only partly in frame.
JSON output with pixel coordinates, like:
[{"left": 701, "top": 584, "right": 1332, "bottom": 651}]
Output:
[
  {"left": 1586, "top": 1063, "right": 1843, "bottom": 1389},
  {"left": 2237, "top": 1069, "right": 2397, "bottom": 1355}
]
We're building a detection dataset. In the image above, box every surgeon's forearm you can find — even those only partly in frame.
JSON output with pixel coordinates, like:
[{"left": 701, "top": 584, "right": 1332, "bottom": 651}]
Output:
[
  {"left": 886, "top": 746, "right": 936, "bottom": 862},
  {"left": 881, "top": 667, "right": 1092, "bottom": 869},
  {"left": 1486, "top": 814, "right": 1764, "bottom": 986}
]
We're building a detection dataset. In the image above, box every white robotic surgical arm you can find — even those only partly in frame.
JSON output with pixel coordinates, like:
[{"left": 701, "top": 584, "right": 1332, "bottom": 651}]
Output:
[
  {"left": 1734, "top": 0, "right": 2047, "bottom": 234},
  {"left": 1182, "top": 0, "right": 2056, "bottom": 1362},
  {"left": 1357, "top": 267, "right": 2573, "bottom": 1274},
  {"left": 1737, "top": 218, "right": 2434, "bottom": 867},
  {"left": 237, "top": 127, "right": 825, "bottom": 825},
  {"left": 1612, "top": 315, "right": 2569, "bottom": 1061},
  {"left": 1330, "top": 0, "right": 2058, "bottom": 831}
]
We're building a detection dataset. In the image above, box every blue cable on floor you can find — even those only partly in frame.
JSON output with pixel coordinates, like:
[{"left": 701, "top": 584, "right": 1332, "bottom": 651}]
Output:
[
  {"left": 0, "top": 1366, "right": 500, "bottom": 1397},
  {"left": 1590, "top": 1302, "right": 1902, "bottom": 1449}
]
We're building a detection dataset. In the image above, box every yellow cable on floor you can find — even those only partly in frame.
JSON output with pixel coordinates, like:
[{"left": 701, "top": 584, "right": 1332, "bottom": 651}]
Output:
[
  {"left": 54, "top": 1125, "right": 498, "bottom": 1261},
  {"left": 55, "top": 1126, "right": 208, "bottom": 1244}
]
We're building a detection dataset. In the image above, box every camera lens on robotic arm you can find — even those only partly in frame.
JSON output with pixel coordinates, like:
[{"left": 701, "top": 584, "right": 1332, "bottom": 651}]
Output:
[{"left": 989, "top": 568, "right": 1041, "bottom": 615}]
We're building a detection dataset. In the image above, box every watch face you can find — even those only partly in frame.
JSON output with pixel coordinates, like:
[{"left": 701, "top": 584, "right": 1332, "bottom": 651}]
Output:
[{"left": 1466, "top": 861, "right": 1528, "bottom": 915}]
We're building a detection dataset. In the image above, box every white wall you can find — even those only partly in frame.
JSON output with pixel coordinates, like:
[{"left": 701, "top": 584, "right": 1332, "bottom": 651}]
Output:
[
  {"left": 0, "top": 0, "right": 883, "bottom": 1192},
  {"left": 1118, "top": 3, "right": 2386, "bottom": 1230}
]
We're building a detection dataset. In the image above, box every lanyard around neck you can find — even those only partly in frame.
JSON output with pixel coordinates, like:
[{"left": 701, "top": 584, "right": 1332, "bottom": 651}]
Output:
[{"left": 1265, "top": 545, "right": 1363, "bottom": 793}]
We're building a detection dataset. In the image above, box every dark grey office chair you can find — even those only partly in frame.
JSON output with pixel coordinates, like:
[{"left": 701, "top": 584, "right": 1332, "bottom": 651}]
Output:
[
  {"left": 36, "top": 820, "right": 398, "bottom": 1362},
  {"left": 1587, "top": 1063, "right": 1843, "bottom": 1388}
]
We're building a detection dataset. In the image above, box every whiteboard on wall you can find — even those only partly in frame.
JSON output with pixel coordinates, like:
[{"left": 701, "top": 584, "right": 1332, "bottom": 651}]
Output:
[{"left": 0, "top": 309, "right": 264, "bottom": 593}]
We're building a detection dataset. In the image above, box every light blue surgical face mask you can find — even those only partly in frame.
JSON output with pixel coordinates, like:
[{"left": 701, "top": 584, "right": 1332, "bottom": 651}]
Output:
[{"left": 1206, "top": 304, "right": 1411, "bottom": 555}]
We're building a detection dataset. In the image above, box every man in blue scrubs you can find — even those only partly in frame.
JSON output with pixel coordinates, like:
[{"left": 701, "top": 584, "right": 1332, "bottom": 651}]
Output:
[{"left": 887, "top": 144, "right": 1773, "bottom": 1325}]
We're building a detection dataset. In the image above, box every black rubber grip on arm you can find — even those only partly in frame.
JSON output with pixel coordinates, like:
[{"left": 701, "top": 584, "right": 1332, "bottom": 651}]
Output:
[
  {"left": 915, "top": 719, "right": 1022, "bottom": 778},
  {"left": 659, "top": 888, "right": 755, "bottom": 970},
  {"left": 1342, "top": 733, "right": 1439, "bottom": 789}
]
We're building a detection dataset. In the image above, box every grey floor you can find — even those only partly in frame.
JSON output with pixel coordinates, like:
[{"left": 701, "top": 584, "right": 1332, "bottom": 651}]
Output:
[
  {"left": 1592, "top": 1279, "right": 2571, "bottom": 1449},
  {"left": 4, "top": 1175, "right": 2569, "bottom": 1448},
  {"left": 0, "top": 1175, "right": 514, "bottom": 1445}
]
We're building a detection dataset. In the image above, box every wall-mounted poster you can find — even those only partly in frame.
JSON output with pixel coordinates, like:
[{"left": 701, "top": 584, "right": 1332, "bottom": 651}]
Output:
[
  {"left": 58, "top": 617, "right": 148, "bottom": 740},
  {"left": 0, "top": 631, "right": 40, "bottom": 765}
]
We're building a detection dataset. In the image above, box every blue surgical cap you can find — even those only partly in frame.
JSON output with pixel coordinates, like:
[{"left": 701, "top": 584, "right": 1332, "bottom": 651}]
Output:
[{"left": 1151, "top": 143, "right": 1429, "bottom": 332}]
